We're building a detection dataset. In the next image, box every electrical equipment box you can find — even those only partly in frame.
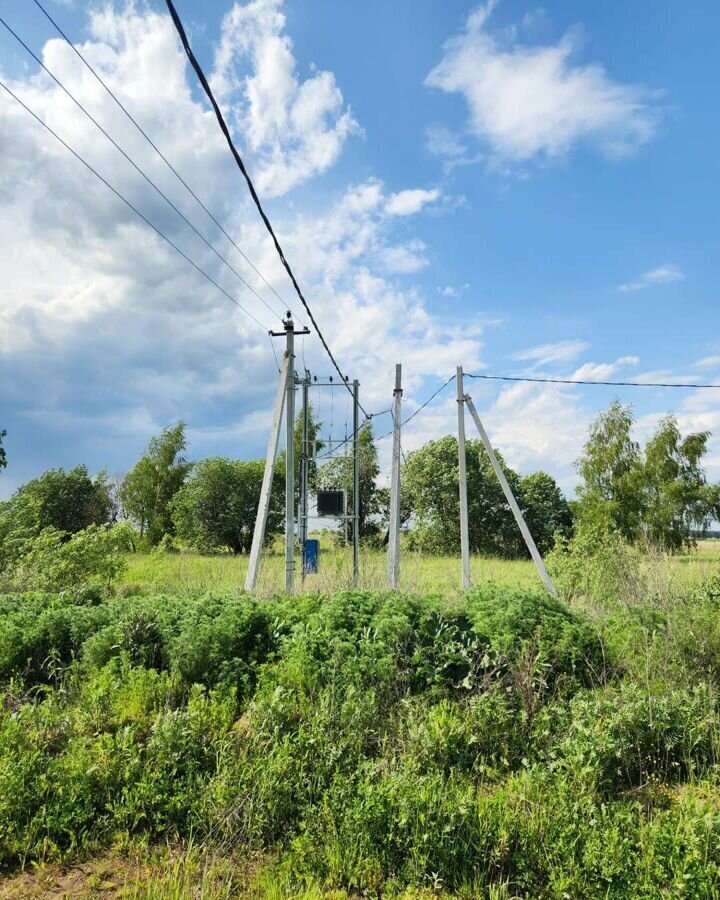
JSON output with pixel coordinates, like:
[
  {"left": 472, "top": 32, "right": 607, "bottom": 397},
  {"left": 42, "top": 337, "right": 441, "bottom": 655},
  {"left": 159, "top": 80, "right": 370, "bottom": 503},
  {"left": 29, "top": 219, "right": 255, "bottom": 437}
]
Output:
[
  {"left": 303, "top": 539, "right": 319, "bottom": 573},
  {"left": 316, "top": 489, "right": 345, "bottom": 517}
]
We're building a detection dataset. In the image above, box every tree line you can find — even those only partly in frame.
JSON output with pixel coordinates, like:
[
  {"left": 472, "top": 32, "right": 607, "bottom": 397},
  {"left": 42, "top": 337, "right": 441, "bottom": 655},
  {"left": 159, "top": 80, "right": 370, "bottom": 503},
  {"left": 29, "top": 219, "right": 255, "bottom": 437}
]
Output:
[{"left": 1, "top": 400, "right": 718, "bottom": 568}]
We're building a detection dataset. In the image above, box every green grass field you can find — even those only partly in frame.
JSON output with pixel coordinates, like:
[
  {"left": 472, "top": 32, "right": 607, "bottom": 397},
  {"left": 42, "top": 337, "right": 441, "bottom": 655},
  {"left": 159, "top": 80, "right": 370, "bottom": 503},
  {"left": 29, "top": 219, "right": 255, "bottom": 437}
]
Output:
[
  {"left": 122, "top": 543, "right": 540, "bottom": 598},
  {"left": 121, "top": 537, "right": 720, "bottom": 599}
]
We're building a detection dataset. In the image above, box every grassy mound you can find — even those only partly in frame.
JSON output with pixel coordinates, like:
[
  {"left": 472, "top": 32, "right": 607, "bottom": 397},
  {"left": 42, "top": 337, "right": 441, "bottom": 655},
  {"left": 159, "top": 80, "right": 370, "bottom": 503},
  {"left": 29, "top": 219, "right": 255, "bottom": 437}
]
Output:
[{"left": 2, "top": 584, "right": 720, "bottom": 897}]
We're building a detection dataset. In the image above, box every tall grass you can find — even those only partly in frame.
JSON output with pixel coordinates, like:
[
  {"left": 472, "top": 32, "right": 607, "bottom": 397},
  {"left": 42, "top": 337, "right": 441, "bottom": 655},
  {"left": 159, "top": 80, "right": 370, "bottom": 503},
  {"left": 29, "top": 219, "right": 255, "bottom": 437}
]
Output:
[
  {"left": 122, "top": 539, "right": 720, "bottom": 601},
  {"left": 122, "top": 543, "right": 548, "bottom": 599}
]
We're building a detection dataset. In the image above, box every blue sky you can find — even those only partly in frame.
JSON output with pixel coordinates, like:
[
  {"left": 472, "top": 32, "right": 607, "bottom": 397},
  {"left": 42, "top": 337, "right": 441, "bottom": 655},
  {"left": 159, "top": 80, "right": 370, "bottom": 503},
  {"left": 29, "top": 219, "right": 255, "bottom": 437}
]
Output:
[{"left": 1, "top": 0, "right": 719, "bottom": 498}]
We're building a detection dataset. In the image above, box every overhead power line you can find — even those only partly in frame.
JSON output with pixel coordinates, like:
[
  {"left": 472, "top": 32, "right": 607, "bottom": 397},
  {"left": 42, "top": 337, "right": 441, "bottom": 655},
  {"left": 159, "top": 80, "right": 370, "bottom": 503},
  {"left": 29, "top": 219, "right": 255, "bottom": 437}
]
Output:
[
  {"left": 1, "top": 16, "right": 285, "bottom": 326},
  {"left": 0, "top": 79, "right": 268, "bottom": 331},
  {"left": 316, "top": 364, "right": 720, "bottom": 461},
  {"left": 30, "top": 0, "right": 305, "bottom": 328},
  {"left": 163, "top": 0, "right": 369, "bottom": 416},
  {"left": 310, "top": 406, "right": 394, "bottom": 461},
  {"left": 466, "top": 373, "right": 720, "bottom": 389},
  {"left": 375, "top": 374, "right": 457, "bottom": 443},
  {"left": 317, "top": 374, "right": 457, "bottom": 459}
]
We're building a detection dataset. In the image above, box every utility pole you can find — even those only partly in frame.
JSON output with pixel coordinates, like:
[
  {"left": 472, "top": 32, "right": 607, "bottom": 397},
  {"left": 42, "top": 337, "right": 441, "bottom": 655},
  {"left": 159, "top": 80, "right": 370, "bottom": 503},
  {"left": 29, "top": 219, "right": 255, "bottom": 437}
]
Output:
[
  {"left": 352, "top": 378, "right": 360, "bottom": 586},
  {"left": 456, "top": 366, "right": 471, "bottom": 590},
  {"left": 464, "top": 393, "right": 558, "bottom": 597},
  {"left": 387, "top": 364, "right": 402, "bottom": 589},
  {"left": 300, "top": 372, "right": 310, "bottom": 583},
  {"left": 269, "top": 312, "right": 309, "bottom": 594},
  {"left": 245, "top": 354, "right": 289, "bottom": 592},
  {"left": 284, "top": 318, "right": 296, "bottom": 593}
]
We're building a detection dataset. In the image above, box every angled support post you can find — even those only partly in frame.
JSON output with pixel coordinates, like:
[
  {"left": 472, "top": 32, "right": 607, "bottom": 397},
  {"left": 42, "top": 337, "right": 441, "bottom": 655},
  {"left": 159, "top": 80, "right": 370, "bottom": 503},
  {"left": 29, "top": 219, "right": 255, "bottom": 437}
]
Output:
[
  {"left": 464, "top": 393, "right": 558, "bottom": 597},
  {"left": 456, "top": 366, "right": 471, "bottom": 590},
  {"left": 245, "top": 353, "right": 289, "bottom": 592},
  {"left": 387, "top": 364, "right": 402, "bottom": 589}
]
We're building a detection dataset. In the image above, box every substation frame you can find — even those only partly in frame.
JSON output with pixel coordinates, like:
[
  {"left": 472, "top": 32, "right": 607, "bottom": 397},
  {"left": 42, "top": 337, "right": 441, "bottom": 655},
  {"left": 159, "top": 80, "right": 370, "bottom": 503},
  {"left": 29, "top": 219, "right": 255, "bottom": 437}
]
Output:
[
  {"left": 245, "top": 312, "right": 361, "bottom": 594},
  {"left": 245, "top": 321, "right": 556, "bottom": 597}
]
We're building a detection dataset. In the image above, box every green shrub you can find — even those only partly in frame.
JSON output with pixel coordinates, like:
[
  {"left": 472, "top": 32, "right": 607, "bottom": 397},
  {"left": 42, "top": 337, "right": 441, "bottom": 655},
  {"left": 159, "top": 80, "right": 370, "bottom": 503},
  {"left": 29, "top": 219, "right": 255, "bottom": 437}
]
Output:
[
  {"left": 636, "top": 784, "right": 720, "bottom": 895},
  {"left": 548, "top": 520, "right": 641, "bottom": 604},
  {"left": 3, "top": 523, "right": 132, "bottom": 592},
  {"left": 401, "top": 693, "right": 524, "bottom": 777},
  {"left": 167, "top": 595, "right": 275, "bottom": 699},
  {"left": 466, "top": 583, "right": 608, "bottom": 697},
  {"left": 549, "top": 682, "right": 719, "bottom": 794},
  {"left": 0, "top": 597, "right": 113, "bottom": 684}
]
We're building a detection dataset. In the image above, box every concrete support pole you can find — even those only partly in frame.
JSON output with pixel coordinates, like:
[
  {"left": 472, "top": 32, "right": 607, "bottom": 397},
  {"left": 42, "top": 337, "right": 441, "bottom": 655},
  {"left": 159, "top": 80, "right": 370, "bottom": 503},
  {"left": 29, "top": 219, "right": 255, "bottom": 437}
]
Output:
[
  {"left": 300, "top": 373, "right": 310, "bottom": 583},
  {"left": 352, "top": 379, "right": 360, "bottom": 586},
  {"left": 456, "top": 366, "right": 471, "bottom": 590},
  {"left": 245, "top": 354, "right": 288, "bottom": 592},
  {"left": 464, "top": 394, "right": 558, "bottom": 597},
  {"left": 285, "top": 319, "right": 296, "bottom": 593},
  {"left": 387, "top": 364, "right": 402, "bottom": 589}
]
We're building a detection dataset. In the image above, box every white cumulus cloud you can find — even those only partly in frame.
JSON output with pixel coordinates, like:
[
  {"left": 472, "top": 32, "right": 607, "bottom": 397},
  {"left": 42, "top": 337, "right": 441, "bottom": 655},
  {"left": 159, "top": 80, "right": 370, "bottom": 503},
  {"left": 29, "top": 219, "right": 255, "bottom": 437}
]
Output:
[
  {"left": 425, "top": 1, "right": 662, "bottom": 167},
  {"left": 210, "top": 0, "right": 361, "bottom": 197},
  {"left": 695, "top": 356, "right": 720, "bottom": 370},
  {"left": 0, "top": 1, "right": 487, "bottom": 493}
]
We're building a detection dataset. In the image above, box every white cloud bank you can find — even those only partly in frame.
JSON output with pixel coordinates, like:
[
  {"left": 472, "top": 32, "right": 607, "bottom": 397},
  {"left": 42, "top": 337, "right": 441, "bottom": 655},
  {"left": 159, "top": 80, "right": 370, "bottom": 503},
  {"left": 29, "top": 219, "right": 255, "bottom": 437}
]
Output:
[{"left": 425, "top": 1, "right": 662, "bottom": 168}]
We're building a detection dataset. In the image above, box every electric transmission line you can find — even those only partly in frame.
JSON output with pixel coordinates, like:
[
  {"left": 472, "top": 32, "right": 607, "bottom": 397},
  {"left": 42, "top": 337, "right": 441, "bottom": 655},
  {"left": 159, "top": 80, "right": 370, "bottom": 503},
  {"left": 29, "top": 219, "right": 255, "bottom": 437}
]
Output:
[
  {"left": 30, "top": 0, "right": 306, "bottom": 328},
  {"left": 0, "top": 79, "right": 269, "bottom": 331},
  {"left": 163, "top": 0, "right": 370, "bottom": 417},
  {"left": 316, "top": 365, "right": 720, "bottom": 461},
  {"left": 1, "top": 16, "right": 287, "bottom": 326},
  {"left": 466, "top": 373, "right": 720, "bottom": 389}
]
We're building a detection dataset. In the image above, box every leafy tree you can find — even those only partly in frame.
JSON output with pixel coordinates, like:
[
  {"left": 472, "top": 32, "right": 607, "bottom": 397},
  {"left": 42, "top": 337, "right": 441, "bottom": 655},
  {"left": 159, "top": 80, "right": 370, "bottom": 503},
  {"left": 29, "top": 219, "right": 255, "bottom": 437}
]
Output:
[
  {"left": 704, "top": 483, "right": 720, "bottom": 530},
  {"left": 519, "top": 471, "right": 574, "bottom": 556},
  {"left": 316, "top": 422, "right": 380, "bottom": 540},
  {"left": 284, "top": 401, "right": 325, "bottom": 507},
  {"left": 576, "top": 401, "right": 644, "bottom": 542},
  {"left": 642, "top": 416, "right": 711, "bottom": 551},
  {"left": 6, "top": 465, "right": 111, "bottom": 536},
  {"left": 172, "top": 457, "right": 284, "bottom": 554},
  {"left": 120, "top": 423, "right": 192, "bottom": 545},
  {"left": 576, "top": 403, "right": 715, "bottom": 552},
  {"left": 374, "top": 485, "right": 413, "bottom": 546},
  {"left": 0, "top": 430, "right": 6, "bottom": 470},
  {"left": 403, "top": 435, "right": 528, "bottom": 557},
  {"left": 0, "top": 465, "right": 112, "bottom": 572},
  {"left": 8, "top": 523, "right": 132, "bottom": 591}
]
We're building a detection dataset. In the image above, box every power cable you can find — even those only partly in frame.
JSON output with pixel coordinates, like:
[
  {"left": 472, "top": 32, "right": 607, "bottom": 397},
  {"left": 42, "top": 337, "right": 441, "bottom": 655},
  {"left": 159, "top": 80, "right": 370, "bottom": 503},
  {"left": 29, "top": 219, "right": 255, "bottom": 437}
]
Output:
[
  {"left": 0, "top": 79, "right": 269, "bottom": 331},
  {"left": 163, "top": 0, "right": 369, "bottom": 416},
  {"left": 314, "top": 417, "right": 369, "bottom": 460},
  {"left": 1, "top": 17, "right": 284, "bottom": 325},
  {"left": 30, "top": 0, "right": 305, "bottom": 327},
  {"left": 316, "top": 374, "right": 456, "bottom": 459},
  {"left": 375, "top": 374, "right": 457, "bottom": 442},
  {"left": 269, "top": 336, "right": 282, "bottom": 373},
  {"left": 466, "top": 373, "right": 720, "bottom": 389}
]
